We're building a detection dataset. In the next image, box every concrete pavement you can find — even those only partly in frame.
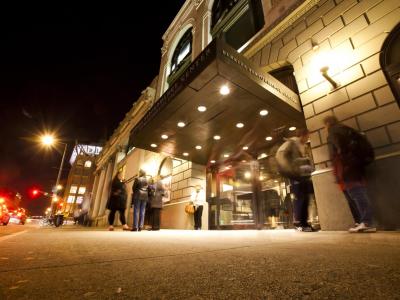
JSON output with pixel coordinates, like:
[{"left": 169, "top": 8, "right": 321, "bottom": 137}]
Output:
[{"left": 0, "top": 224, "right": 399, "bottom": 299}]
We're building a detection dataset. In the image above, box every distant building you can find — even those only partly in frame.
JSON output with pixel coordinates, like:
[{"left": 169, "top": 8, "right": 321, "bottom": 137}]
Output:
[
  {"left": 89, "top": 0, "right": 400, "bottom": 230},
  {"left": 62, "top": 144, "right": 102, "bottom": 215}
]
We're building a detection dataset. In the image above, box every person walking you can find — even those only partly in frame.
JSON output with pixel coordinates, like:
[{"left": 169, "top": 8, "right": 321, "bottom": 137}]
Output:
[
  {"left": 106, "top": 172, "right": 130, "bottom": 231},
  {"left": 323, "top": 116, "right": 376, "bottom": 233},
  {"left": 276, "top": 129, "right": 314, "bottom": 232},
  {"left": 149, "top": 178, "right": 167, "bottom": 231},
  {"left": 192, "top": 186, "right": 206, "bottom": 230},
  {"left": 73, "top": 206, "right": 81, "bottom": 225},
  {"left": 131, "top": 169, "right": 149, "bottom": 231}
]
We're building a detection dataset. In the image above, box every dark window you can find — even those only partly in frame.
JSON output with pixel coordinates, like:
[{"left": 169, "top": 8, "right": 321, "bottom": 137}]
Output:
[
  {"left": 269, "top": 66, "right": 299, "bottom": 94},
  {"left": 381, "top": 23, "right": 400, "bottom": 107},
  {"left": 168, "top": 29, "right": 193, "bottom": 85},
  {"left": 211, "top": 0, "right": 264, "bottom": 50}
]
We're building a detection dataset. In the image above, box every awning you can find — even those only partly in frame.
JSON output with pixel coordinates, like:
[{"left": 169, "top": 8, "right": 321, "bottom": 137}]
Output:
[{"left": 130, "top": 39, "right": 304, "bottom": 165}]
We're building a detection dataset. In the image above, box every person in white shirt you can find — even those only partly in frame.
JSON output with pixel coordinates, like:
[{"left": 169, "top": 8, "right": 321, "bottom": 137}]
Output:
[{"left": 192, "top": 186, "right": 206, "bottom": 230}]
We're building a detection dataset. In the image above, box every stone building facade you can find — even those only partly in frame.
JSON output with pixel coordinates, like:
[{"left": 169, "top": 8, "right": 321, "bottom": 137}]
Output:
[{"left": 88, "top": 0, "right": 400, "bottom": 230}]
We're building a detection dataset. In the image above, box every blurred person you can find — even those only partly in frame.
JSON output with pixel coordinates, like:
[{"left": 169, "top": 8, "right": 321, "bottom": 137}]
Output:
[
  {"left": 149, "top": 178, "right": 167, "bottom": 231},
  {"left": 323, "top": 116, "right": 376, "bottom": 233},
  {"left": 276, "top": 128, "right": 315, "bottom": 232},
  {"left": 106, "top": 172, "right": 130, "bottom": 231},
  {"left": 81, "top": 192, "right": 91, "bottom": 226},
  {"left": 131, "top": 169, "right": 149, "bottom": 231},
  {"left": 145, "top": 178, "right": 155, "bottom": 230},
  {"left": 73, "top": 206, "right": 81, "bottom": 225}
]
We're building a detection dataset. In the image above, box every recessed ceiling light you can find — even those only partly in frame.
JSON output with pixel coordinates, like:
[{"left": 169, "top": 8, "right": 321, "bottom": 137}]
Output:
[
  {"left": 195, "top": 145, "right": 202, "bottom": 150},
  {"left": 213, "top": 135, "right": 221, "bottom": 140},
  {"left": 242, "top": 146, "right": 249, "bottom": 150},
  {"left": 177, "top": 122, "right": 186, "bottom": 127},
  {"left": 223, "top": 154, "right": 229, "bottom": 158},
  {"left": 289, "top": 126, "right": 297, "bottom": 131},
  {"left": 259, "top": 176, "right": 265, "bottom": 180},
  {"left": 244, "top": 172, "right": 251, "bottom": 179},
  {"left": 183, "top": 152, "right": 189, "bottom": 156},
  {"left": 219, "top": 85, "right": 230, "bottom": 95},
  {"left": 259, "top": 110, "right": 269, "bottom": 116},
  {"left": 161, "top": 134, "right": 168, "bottom": 139},
  {"left": 210, "top": 160, "right": 216, "bottom": 164},
  {"left": 236, "top": 123, "right": 244, "bottom": 128},
  {"left": 150, "top": 144, "right": 157, "bottom": 148},
  {"left": 266, "top": 136, "right": 273, "bottom": 141},
  {"left": 258, "top": 153, "right": 268, "bottom": 160},
  {"left": 242, "top": 160, "right": 247, "bottom": 163},
  {"left": 197, "top": 106, "right": 207, "bottom": 112}
]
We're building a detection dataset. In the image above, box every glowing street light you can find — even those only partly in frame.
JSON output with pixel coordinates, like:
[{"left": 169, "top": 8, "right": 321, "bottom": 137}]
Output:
[
  {"left": 37, "top": 133, "right": 67, "bottom": 216},
  {"left": 41, "top": 134, "right": 55, "bottom": 146}
]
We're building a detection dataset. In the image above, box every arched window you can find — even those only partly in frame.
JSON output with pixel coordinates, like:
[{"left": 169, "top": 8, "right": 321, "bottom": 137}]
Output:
[
  {"left": 211, "top": 0, "right": 264, "bottom": 50},
  {"left": 167, "top": 29, "right": 193, "bottom": 85},
  {"left": 381, "top": 23, "right": 400, "bottom": 107}
]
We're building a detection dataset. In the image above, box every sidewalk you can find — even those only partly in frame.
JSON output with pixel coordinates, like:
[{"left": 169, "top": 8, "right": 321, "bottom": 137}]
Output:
[{"left": 1, "top": 228, "right": 399, "bottom": 299}]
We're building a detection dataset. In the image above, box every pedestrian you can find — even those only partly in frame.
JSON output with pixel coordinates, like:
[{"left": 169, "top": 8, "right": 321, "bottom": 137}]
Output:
[
  {"left": 106, "top": 172, "right": 130, "bottom": 231},
  {"left": 323, "top": 115, "right": 376, "bottom": 233},
  {"left": 144, "top": 178, "right": 155, "bottom": 230},
  {"left": 81, "top": 192, "right": 91, "bottom": 226},
  {"left": 131, "top": 169, "right": 149, "bottom": 231},
  {"left": 73, "top": 206, "right": 80, "bottom": 225},
  {"left": 149, "top": 178, "right": 167, "bottom": 231},
  {"left": 192, "top": 186, "right": 206, "bottom": 230},
  {"left": 275, "top": 128, "right": 314, "bottom": 232}
]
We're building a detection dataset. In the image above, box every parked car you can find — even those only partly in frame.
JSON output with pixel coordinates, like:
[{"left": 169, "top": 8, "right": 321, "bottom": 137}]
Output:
[
  {"left": 0, "top": 202, "right": 10, "bottom": 225},
  {"left": 9, "top": 208, "right": 27, "bottom": 225}
]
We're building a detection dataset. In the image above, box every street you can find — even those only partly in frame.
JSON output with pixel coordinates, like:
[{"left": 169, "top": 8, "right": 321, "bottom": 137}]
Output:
[{"left": 0, "top": 224, "right": 399, "bottom": 299}]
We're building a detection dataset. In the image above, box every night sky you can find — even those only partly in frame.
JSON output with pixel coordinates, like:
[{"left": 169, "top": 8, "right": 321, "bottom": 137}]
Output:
[{"left": 0, "top": 2, "right": 183, "bottom": 214}]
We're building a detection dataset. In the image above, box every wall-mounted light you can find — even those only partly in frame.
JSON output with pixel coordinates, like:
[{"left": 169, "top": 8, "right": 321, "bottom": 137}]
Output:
[{"left": 320, "top": 66, "right": 339, "bottom": 89}]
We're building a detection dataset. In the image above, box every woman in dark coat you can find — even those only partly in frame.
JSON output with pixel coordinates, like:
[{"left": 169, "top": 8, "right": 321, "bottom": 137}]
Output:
[{"left": 107, "top": 172, "right": 129, "bottom": 231}]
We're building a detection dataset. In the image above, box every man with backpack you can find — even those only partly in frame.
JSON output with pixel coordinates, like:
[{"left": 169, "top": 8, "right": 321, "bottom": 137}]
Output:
[
  {"left": 323, "top": 116, "right": 376, "bottom": 233},
  {"left": 276, "top": 128, "right": 315, "bottom": 232}
]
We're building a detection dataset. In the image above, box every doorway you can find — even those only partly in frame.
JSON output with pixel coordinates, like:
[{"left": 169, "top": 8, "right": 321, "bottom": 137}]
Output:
[{"left": 207, "top": 143, "right": 319, "bottom": 230}]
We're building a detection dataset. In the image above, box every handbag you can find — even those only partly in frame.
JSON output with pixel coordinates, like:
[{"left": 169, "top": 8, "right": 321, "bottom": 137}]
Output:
[{"left": 185, "top": 203, "right": 195, "bottom": 214}]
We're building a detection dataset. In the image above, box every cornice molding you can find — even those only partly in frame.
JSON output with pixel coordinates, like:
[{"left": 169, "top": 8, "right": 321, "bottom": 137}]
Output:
[
  {"left": 193, "top": 0, "right": 204, "bottom": 10},
  {"left": 243, "top": 0, "right": 320, "bottom": 58}
]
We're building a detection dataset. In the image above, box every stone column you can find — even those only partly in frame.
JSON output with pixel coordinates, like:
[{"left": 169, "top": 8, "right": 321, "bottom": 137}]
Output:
[
  {"left": 90, "top": 167, "right": 106, "bottom": 219},
  {"left": 98, "top": 160, "right": 114, "bottom": 216},
  {"left": 88, "top": 172, "right": 100, "bottom": 218}
]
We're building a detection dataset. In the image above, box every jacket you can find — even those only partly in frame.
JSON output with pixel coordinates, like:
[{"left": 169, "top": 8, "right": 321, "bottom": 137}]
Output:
[
  {"left": 132, "top": 176, "right": 149, "bottom": 202},
  {"left": 275, "top": 137, "right": 313, "bottom": 180},
  {"left": 150, "top": 181, "right": 166, "bottom": 209},
  {"left": 106, "top": 178, "right": 127, "bottom": 210}
]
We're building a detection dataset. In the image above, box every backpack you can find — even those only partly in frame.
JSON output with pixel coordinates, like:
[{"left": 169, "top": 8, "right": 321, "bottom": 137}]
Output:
[{"left": 346, "top": 128, "right": 375, "bottom": 166}]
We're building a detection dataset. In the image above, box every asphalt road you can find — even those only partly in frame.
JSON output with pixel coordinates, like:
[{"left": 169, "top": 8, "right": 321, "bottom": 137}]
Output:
[{"left": 0, "top": 224, "right": 399, "bottom": 299}]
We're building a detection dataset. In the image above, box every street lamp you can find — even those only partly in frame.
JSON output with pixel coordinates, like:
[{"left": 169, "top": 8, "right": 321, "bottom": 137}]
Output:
[{"left": 39, "top": 134, "right": 67, "bottom": 215}]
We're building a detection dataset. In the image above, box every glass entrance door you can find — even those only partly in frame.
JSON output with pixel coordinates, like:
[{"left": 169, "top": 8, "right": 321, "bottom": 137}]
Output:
[
  {"left": 208, "top": 153, "right": 319, "bottom": 230},
  {"left": 215, "top": 162, "right": 255, "bottom": 228}
]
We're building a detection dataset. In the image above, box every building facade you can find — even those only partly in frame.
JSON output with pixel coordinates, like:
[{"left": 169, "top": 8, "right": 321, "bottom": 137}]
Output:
[
  {"left": 62, "top": 144, "right": 102, "bottom": 215},
  {"left": 89, "top": 0, "right": 400, "bottom": 230}
]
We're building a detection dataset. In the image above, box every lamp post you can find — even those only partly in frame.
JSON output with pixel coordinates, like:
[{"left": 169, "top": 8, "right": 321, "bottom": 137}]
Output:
[{"left": 40, "top": 134, "right": 67, "bottom": 216}]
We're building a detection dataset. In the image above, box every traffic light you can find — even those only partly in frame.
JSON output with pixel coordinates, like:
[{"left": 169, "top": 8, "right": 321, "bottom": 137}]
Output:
[{"left": 28, "top": 187, "right": 40, "bottom": 199}]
